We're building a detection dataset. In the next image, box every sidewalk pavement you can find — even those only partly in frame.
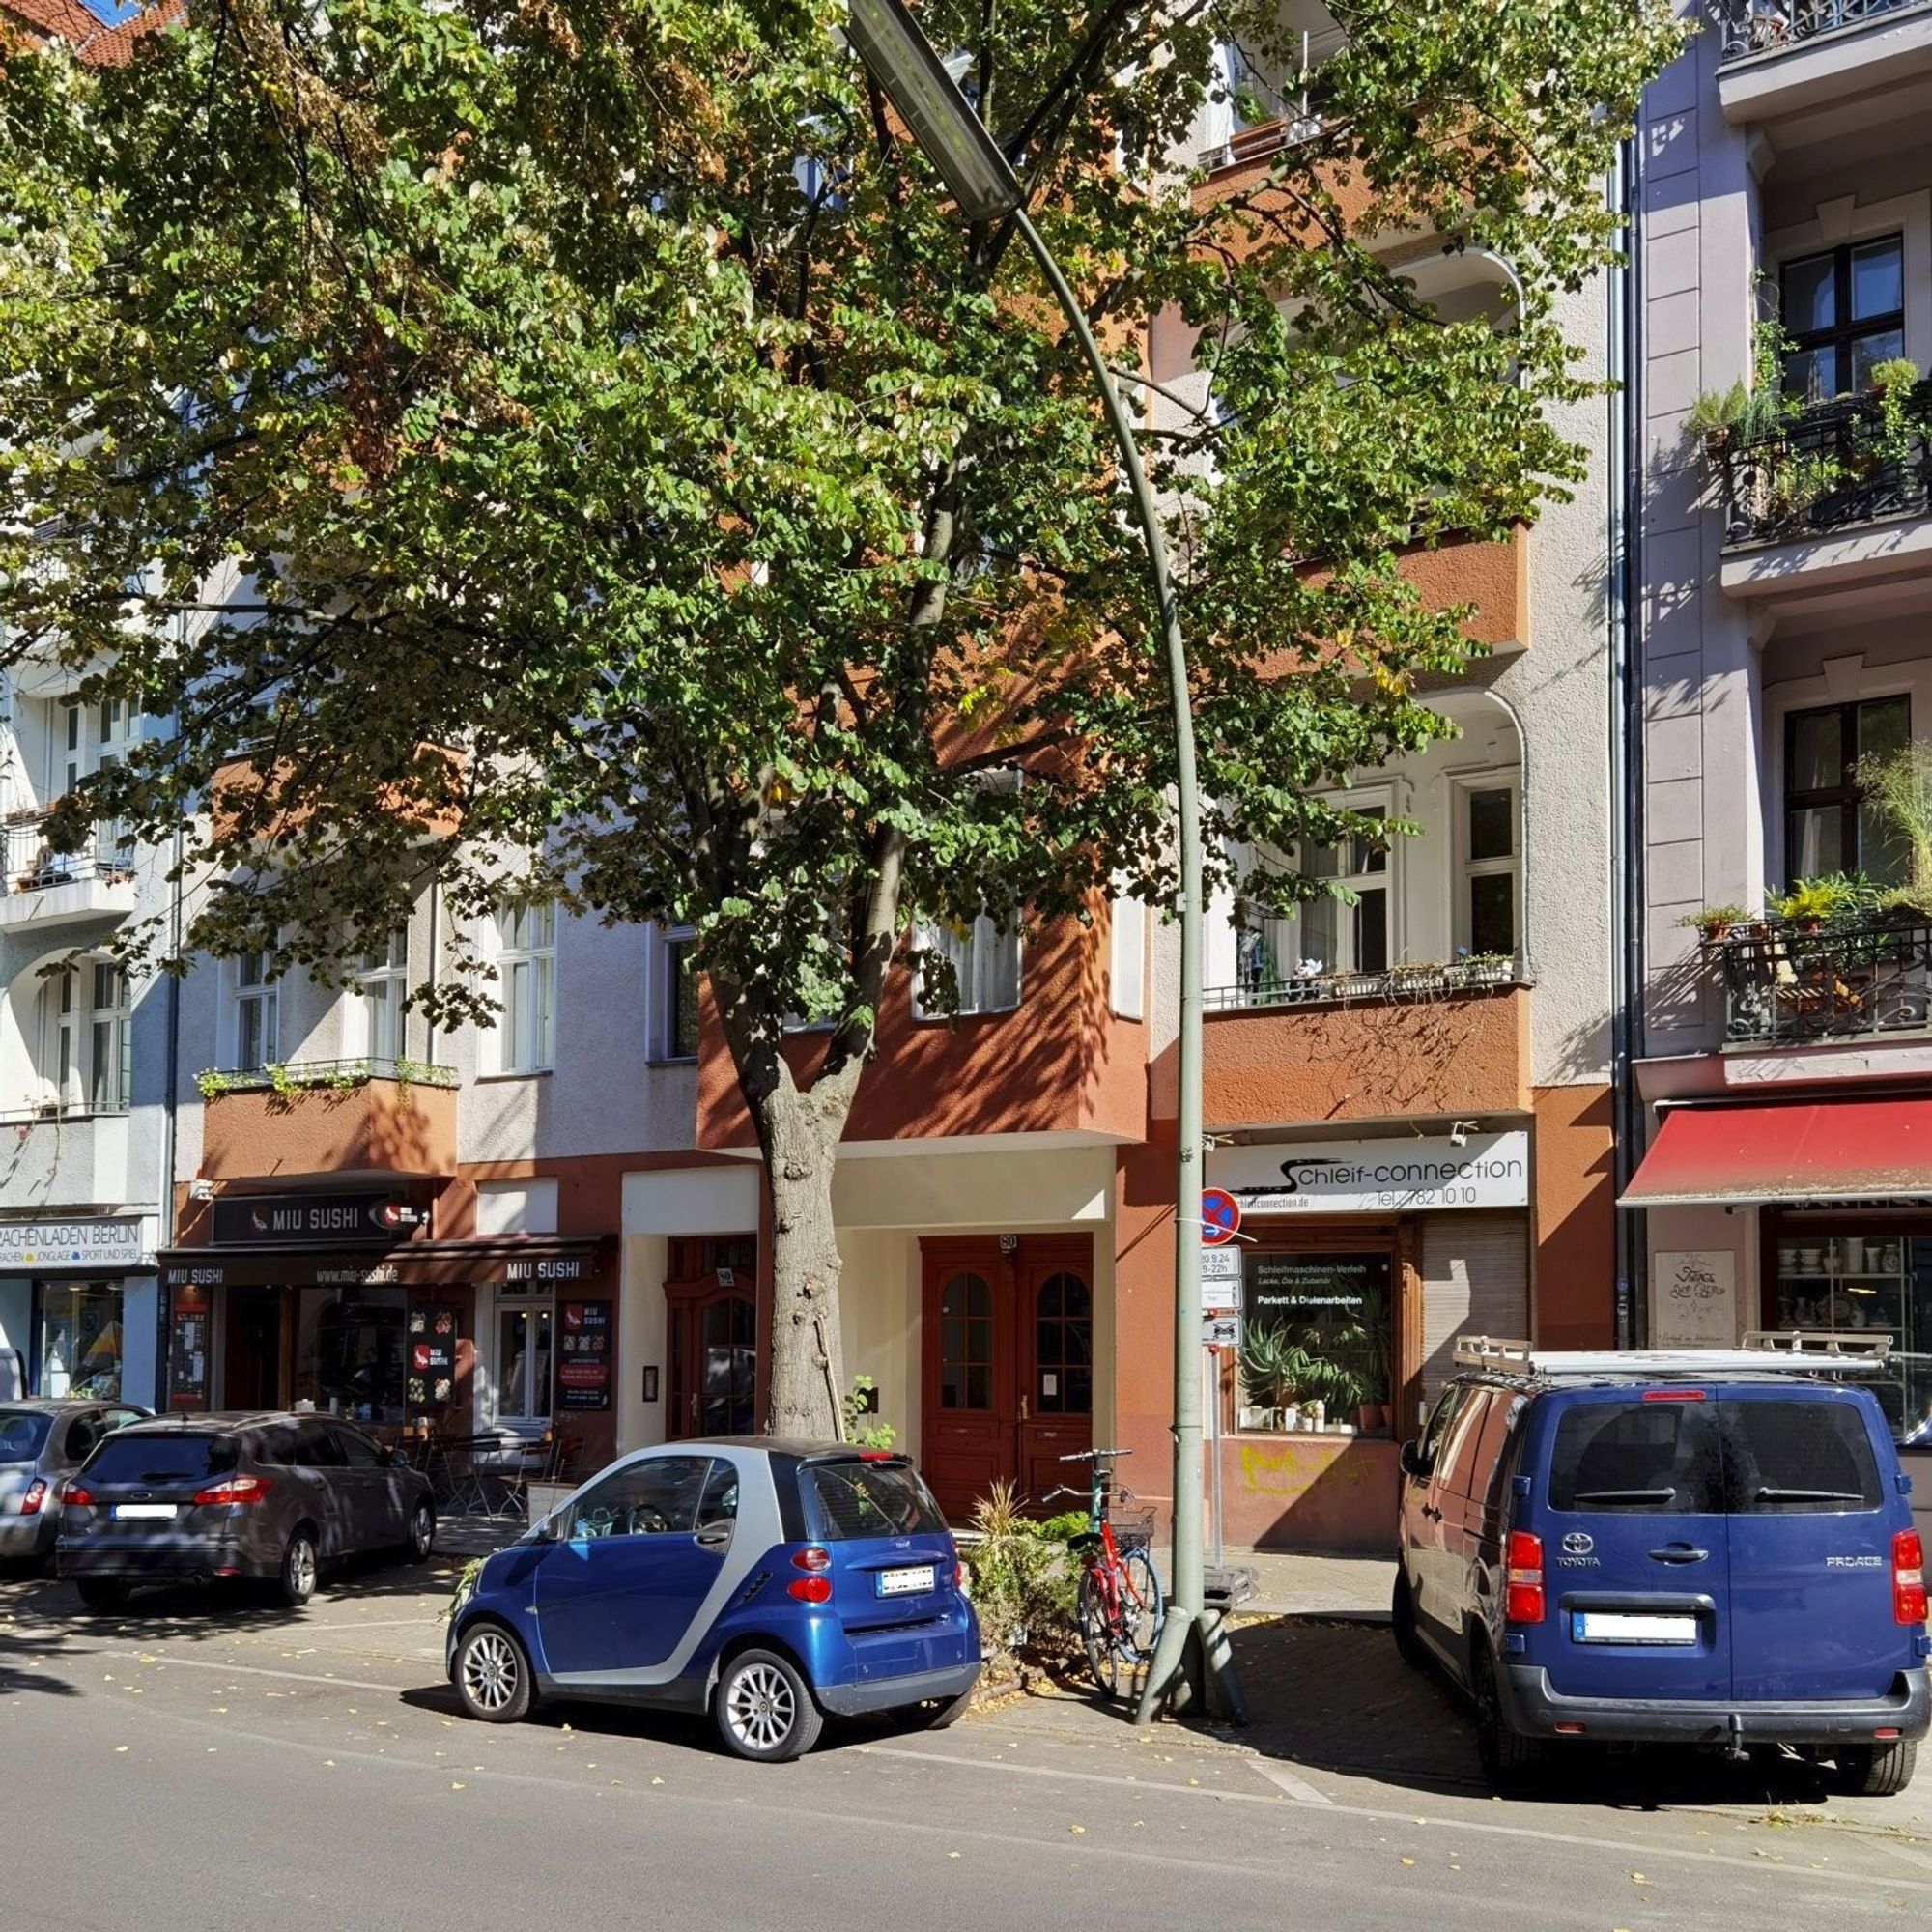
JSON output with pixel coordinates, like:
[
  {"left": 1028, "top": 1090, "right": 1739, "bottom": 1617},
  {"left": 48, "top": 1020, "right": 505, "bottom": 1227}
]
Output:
[{"left": 1139, "top": 1545, "right": 1395, "bottom": 1620}]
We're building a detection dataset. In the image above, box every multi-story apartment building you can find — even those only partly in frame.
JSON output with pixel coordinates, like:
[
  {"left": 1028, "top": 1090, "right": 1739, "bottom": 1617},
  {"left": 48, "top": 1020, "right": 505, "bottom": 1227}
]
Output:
[
  {"left": 1625, "top": 1, "right": 1932, "bottom": 1452},
  {"left": 31, "top": 3, "right": 1624, "bottom": 1553}
]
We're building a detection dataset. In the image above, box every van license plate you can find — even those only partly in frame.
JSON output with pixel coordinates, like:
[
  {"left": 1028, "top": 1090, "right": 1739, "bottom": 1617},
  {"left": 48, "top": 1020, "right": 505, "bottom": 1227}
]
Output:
[
  {"left": 1572, "top": 1611, "right": 1697, "bottom": 1645},
  {"left": 112, "top": 1503, "right": 177, "bottom": 1521},
  {"left": 877, "top": 1565, "right": 935, "bottom": 1598}
]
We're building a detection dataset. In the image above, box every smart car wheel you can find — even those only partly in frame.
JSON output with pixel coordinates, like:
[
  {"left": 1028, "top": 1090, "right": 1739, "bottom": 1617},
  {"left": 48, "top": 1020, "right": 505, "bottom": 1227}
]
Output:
[
  {"left": 276, "top": 1528, "right": 318, "bottom": 1608},
  {"left": 455, "top": 1623, "right": 533, "bottom": 1723},
  {"left": 715, "top": 1648, "right": 824, "bottom": 1763},
  {"left": 403, "top": 1500, "right": 436, "bottom": 1563}
]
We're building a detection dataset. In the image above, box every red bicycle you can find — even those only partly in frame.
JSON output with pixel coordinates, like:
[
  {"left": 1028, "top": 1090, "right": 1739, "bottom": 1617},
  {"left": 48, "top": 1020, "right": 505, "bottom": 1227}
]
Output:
[{"left": 1051, "top": 1446, "right": 1164, "bottom": 1699}]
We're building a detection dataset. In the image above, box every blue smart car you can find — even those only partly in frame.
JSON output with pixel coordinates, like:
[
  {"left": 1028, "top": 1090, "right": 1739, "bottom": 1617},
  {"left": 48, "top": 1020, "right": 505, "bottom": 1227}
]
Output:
[{"left": 446, "top": 1439, "right": 980, "bottom": 1760}]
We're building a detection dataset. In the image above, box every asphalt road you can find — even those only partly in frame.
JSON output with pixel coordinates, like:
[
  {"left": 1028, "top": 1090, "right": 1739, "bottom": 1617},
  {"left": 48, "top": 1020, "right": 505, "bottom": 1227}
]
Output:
[{"left": 6, "top": 1556, "right": 1932, "bottom": 1931}]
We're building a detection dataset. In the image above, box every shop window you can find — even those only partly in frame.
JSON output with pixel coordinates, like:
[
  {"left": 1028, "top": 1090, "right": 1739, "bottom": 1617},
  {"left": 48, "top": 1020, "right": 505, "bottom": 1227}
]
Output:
[
  {"left": 350, "top": 930, "right": 409, "bottom": 1065},
  {"left": 1780, "top": 237, "right": 1904, "bottom": 405},
  {"left": 495, "top": 1297, "right": 554, "bottom": 1427},
  {"left": 293, "top": 1288, "right": 407, "bottom": 1426},
  {"left": 38, "top": 956, "right": 129, "bottom": 1115},
  {"left": 492, "top": 902, "right": 555, "bottom": 1073},
  {"left": 913, "top": 912, "right": 1021, "bottom": 1017},
  {"left": 34, "top": 1282, "right": 122, "bottom": 1400},
  {"left": 1457, "top": 781, "right": 1518, "bottom": 958},
  {"left": 1783, "top": 697, "right": 1909, "bottom": 886},
  {"left": 1236, "top": 1251, "right": 1393, "bottom": 1435},
  {"left": 232, "top": 951, "right": 279, "bottom": 1072}
]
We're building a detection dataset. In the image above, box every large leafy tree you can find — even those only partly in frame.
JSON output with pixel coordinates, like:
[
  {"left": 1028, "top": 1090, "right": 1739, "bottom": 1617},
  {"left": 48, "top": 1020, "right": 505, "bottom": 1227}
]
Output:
[{"left": 0, "top": 0, "right": 1677, "bottom": 1435}]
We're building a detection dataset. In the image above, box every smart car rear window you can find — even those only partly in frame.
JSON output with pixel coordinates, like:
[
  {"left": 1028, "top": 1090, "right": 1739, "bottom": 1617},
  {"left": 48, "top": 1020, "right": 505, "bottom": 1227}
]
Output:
[
  {"left": 82, "top": 1434, "right": 240, "bottom": 1485},
  {"left": 1548, "top": 1402, "right": 1724, "bottom": 1513},
  {"left": 802, "top": 1462, "right": 948, "bottom": 1542},
  {"left": 0, "top": 1409, "right": 52, "bottom": 1463},
  {"left": 1722, "top": 1399, "right": 1881, "bottom": 1513}
]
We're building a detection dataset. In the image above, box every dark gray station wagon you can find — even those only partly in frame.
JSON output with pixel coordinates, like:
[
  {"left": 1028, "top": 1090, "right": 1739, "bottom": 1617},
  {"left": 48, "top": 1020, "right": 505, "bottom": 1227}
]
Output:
[{"left": 58, "top": 1412, "right": 436, "bottom": 1609}]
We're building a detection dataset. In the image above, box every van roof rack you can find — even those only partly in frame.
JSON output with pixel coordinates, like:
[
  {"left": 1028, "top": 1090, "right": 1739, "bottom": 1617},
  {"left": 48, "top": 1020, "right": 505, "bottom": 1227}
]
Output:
[{"left": 1451, "top": 1330, "right": 1891, "bottom": 1378}]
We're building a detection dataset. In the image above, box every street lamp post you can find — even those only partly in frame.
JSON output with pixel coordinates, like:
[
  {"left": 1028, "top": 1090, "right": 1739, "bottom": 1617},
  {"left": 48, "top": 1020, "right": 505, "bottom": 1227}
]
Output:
[{"left": 844, "top": 0, "right": 1243, "bottom": 1726}]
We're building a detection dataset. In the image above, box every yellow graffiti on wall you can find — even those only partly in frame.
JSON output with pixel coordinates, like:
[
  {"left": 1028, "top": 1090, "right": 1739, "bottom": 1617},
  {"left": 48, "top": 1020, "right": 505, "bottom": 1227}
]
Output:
[{"left": 1236, "top": 1441, "right": 1375, "bottom": 1498}]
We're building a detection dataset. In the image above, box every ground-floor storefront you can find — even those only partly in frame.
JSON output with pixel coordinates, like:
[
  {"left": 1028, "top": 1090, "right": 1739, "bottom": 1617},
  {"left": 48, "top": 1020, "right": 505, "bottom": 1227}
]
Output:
[{"left": 0, "top": 1214, "right": 159, "bottom": 1406}]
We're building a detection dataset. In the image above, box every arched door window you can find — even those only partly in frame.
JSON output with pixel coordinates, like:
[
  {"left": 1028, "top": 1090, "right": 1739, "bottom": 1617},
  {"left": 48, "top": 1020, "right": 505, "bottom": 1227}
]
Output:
[
  {"left": 1034, "top": 1271, "right": 1093, "bottom": 1416},
  {"left": 937, "top": 1271, "right": 993, "bottom": 1412}
]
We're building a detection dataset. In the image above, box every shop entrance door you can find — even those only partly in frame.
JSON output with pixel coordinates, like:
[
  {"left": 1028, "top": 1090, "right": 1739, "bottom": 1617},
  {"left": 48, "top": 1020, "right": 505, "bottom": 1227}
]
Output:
[
  {"left": 920, "top": 1237, "right": 1094, "bottom": 1520},
  {"left": 224, "top": 1289, "right": 286, "bottom": 1411}
]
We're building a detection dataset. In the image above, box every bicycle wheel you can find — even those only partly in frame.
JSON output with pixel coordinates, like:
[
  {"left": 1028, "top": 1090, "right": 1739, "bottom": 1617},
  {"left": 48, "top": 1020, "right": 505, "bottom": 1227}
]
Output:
[
  {"left": 1076, "top": 1562, "right": 1124, "bottom": 1698},
  {"left": 1115, "top": 1546, "right": 1164, "bottom": 1663}
]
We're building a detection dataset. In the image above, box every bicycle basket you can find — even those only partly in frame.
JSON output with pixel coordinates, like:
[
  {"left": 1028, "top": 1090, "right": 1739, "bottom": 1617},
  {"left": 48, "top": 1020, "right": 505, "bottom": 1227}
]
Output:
[{"left": 1108, "top": 1504, "right": 1158, "bottom": 1550}]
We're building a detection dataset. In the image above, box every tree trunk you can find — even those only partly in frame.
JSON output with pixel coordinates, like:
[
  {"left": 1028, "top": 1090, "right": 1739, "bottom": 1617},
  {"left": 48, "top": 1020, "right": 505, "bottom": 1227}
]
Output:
[{"left": 753, "top": 1065, "right": 862, "bottom": 1439}]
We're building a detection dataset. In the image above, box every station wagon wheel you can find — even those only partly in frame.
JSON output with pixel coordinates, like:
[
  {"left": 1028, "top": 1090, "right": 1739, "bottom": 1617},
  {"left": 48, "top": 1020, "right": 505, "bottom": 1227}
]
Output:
[
  {"left": 276, "top": 1529, "right": 318, "bottom": 1609},
  {"left": 455, "top": 1623, "right": 532, "bottom": 1723},
  {"left": 404, "top": 1500, "right": 436, "bottom": 1563},
  {"left": 715, "top": 1649, "right": 823, "bottom": 1763}
]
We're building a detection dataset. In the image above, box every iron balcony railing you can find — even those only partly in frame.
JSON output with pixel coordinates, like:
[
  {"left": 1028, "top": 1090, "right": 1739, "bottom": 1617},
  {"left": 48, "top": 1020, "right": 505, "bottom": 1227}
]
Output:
[
  {"left": 1716, "top": 916, "right": 1932, "bottom": 1045},
  {"left": 1207, "top": 951, "right": 1520, "bottom": 1014},
  {"left": 1712, "top": 0, "right": 1932, "bottom": 62},
  {"left": 198, "top": 1056, "right": 461, "bottom": 1095},
  {"left": 0, "top": 810, "right": 135, "bottom": 895},
  {"left": 1718, "top": 380, "right": 1932, "bottom": 550}
]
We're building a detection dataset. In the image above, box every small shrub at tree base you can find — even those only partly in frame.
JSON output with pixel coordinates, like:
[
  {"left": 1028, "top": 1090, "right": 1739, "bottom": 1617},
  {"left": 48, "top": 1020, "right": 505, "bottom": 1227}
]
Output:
[{"left": 959, "top": 1480, "right": 1083, "bottom": 1671}]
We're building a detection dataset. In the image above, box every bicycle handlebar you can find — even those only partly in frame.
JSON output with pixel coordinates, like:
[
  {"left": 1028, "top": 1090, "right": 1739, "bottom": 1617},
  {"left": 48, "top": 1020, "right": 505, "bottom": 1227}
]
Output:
[
  {"left": 1058, "top": 1446, "right": 1131, "bottom": 1463},
  {"left": 1041, "top": 1484, "right": 1084, "bottom": 1504}
]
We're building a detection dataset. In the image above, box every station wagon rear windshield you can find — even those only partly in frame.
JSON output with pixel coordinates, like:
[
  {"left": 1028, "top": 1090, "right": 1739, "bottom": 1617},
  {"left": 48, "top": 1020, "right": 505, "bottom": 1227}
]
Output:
[
  {"left": 1548, "top": 1397, "right": 1882, "bottom": 1514},
  {"left": 0, "top": 1409, "right": 53, "bottom": 1463},
  {"left": 802, "top": 1461, "right": 948, "bottom": 1542},
  {"left": 82, "top": 1434, "right": 240, "bottom": 1486}
]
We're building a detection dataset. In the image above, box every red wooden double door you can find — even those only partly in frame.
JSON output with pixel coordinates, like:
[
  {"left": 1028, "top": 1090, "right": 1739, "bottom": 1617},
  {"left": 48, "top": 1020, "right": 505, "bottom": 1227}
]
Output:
[{"left": 920, "top": 1236, "right": 1094, "bottom": 1520}]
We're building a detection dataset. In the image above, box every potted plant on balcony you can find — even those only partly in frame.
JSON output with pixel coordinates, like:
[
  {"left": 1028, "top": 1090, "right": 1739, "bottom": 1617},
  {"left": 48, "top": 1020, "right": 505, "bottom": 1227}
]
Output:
[
  {"left": 1860, "top": 740, "right": 1932, "bottom": 917},
  {"left": 1678, "top": 902, "right": 1752, "bottom": 944},
  {"left": 1771, "top": 874, "right": 1859, "bottom": 933},
  {"left": 1867, "top": 357, "right": 1921, "bottom": 468},
  {"left": 1684, "top": 380, "right": 1750, "bottom": 460}
]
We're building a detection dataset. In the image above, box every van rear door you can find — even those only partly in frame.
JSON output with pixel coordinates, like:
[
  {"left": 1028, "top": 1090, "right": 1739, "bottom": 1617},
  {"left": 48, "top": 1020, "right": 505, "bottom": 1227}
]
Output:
[
  {"left": 1531, "top": 1389, "right": 1730, "bottom": 1701},
  {"left": 1722, "top": 1389, "right": 1909, "bottom": 1702}
]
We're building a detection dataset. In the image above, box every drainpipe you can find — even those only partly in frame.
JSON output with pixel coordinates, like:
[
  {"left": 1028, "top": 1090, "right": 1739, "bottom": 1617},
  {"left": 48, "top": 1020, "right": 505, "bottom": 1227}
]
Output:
[{"left": 1608, "top": 135, "right": 1648, "bottom": 1350}]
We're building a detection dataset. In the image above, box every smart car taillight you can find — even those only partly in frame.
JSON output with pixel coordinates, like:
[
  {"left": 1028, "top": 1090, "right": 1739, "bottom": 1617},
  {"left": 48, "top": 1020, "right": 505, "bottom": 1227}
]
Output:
[
  {"left": 192, "top": 1475, "right": 273, "bottom": 1507},
  {"left": 61, "top": 1483, "right": 94, "bottom": 1508},
  {"left": 20, "top": 1478, "right": 46, "bottom": 1516},
  {"left": 1895, "top": 1530, "right": 1927, "bottom": 1626},
  {"left": 791, "top": 1546, "right": 832, "bottom": 1573},
  {"left": 1505, "top": 1530, "right": 1545, "bottom": 1624},
  {"left": 787, "top": 1576, "right": 833, "bottom": 1604}
]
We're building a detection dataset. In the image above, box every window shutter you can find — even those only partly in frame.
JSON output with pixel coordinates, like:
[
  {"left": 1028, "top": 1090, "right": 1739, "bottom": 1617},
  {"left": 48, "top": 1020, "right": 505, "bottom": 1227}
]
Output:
[{"left": 1419, "top": 1212, "right": 1529, "bottom": 1410}]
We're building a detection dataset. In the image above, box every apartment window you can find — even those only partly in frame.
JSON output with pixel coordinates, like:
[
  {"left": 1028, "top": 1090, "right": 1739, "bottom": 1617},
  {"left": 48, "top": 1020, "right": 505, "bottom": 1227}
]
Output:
[
  {"left": 661, "top": 929, "right": 699, "bottom": 1061},
  {"left": 1785, "top": 696, "right": 1910, "bottom": 884},
  {"left": 233, "top": 952, "right": 279, "bottom": 1072},
  {"left": 494, "top": 902, "right": 555, "bottom": 1073},
  {"left": 1110, "top": 885, "right": 1146, "bottom": 1020},
  {"left": 40, "top": 958, "right": 129, "bottom": 1114},
  {"left": 351, "top": 931, "right": 409, "bottom": 1064},
  {"left": 1780, "top": 237, "right": 1904, "bottom": 405},
  {"left": 1299, "top": 809, "right": 1390, "bottom": 975},
  {"left": 913, "top": 912, "right": 1021, "bottom": 1018},
  {"left": 1458, "top": 782, "right": 1519, "bottom": 957},
  {"left": 55, "top": 694, "right": 133, "bottom": 861}
]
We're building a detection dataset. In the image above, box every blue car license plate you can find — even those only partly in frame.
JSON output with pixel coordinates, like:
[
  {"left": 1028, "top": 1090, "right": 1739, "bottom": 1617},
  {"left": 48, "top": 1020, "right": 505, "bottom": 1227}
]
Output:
[{"left": 876, "top": 1565, "right": 935, "bottom": 1598}]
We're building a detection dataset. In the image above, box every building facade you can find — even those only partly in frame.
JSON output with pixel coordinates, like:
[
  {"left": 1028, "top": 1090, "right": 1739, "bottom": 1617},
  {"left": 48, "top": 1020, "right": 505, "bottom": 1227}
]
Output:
[{"left": 1623, "top": 0, "right": 1932, "bottom": 1457}]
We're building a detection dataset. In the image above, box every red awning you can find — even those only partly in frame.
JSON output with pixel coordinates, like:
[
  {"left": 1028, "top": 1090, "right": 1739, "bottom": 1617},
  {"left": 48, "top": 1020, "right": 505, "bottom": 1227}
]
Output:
[{"left": 1622, "top": 1097, "right": 1932, "bottom": 1208}]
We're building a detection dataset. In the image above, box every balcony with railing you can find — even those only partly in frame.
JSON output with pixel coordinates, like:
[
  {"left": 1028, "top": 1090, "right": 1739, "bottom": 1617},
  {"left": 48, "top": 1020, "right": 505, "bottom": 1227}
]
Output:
[
  {"left": 1713, "top": 0, "right": 1932, "bottom": 125},
  {"left": 1716, "top": 381, "right": 1932, "bottom": 596},
  {"left": 197, "top": 1057, "right": 460, "bottom": 1182},
  {"left": 0, "top": 811, "right": 137, "bottom": 932},
  {"left": 1714, "top": 914, "right": 1932, "bottom": 1045}
]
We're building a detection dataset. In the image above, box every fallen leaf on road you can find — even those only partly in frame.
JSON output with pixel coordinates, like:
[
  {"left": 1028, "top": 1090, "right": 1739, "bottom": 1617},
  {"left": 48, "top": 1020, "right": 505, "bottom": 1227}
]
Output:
[
  {"left": 324, "top": 1760, "right": 335, "bottom": 1768},
  {"left": 450, "top": 1782, "right": 467, "bottom": 1791},
  {"left": 1631, "top": 1874, "right": 1650, "bottom": 1886},
  {"left": 114, "top": 1746, "right": 128, "bottom": 1754},
  {"left": 1400, "top": 1859, "right": 1414, "bottom": 1867},
  {"left": 947, "top": 1852, "right": 961, "bottom": 1861},
  {"left": 651, "top": 1777, "right": 665, "bottom": 1786},
  {"left": 1068, "top": 1825, "right": 1085, "bottom": 1835}
]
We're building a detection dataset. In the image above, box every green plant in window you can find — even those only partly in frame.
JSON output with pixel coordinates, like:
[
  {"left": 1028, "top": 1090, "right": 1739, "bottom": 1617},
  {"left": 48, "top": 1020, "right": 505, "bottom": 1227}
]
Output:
[
  {"left": 1237, "top": 1321, "right": 1314, "bottom": 1417},
  {"left": 1858, "top": 740, "right": 1932, "bottom": 907}
]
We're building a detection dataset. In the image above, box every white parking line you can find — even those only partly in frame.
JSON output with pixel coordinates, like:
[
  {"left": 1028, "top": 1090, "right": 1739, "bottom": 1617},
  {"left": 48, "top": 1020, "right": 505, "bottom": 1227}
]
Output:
[
  {"left": 1248, "top": 1759, "right": 1334, "bottom": 1804},
  {"left": 97, "top": 1650, "right": 406, "bottom": 1695}
]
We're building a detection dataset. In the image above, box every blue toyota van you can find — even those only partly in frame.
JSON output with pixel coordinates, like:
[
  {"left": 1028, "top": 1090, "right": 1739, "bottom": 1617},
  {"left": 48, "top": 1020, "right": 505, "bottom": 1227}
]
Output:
[{"left": 1395, "top": 1340, "right": 1930, "bottom": 1795}]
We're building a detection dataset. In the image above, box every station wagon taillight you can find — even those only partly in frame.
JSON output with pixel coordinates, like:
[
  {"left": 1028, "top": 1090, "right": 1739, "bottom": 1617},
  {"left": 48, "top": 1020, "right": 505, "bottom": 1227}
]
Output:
[
  {"left": 192, "top": 1475, "right": 273, "bottom": 1508},
  {"left": 1505, "top": 1530, "right": 1546, "bottom": 1624},
  {"left": 19, "top": 1478, "right": 46, "bottom": 1517},
  {"left": 60, "top": 1483, "right": 94, "bottom": 1508},
  {"left": 1896, "top": 1530, "right": 1927, "bottom": 1626}
]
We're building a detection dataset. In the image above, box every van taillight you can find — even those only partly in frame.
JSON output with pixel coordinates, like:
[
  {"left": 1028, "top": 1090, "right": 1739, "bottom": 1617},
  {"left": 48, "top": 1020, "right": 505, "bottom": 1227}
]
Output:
[
  {"left": 20, "top": 1478, "right": 46, "bottom": 1517},
  {"left": 1895, "top": 1530, "right": 1927, "bottom": 1626},
  {"left": 192, "top": 1475, "right": 272, "bottom": 1507},
  {"left": 1641, "top": 1388, "right": 1707, "bottom": 1402},
  {"left": 1505, "top": 1530, "right": 1545, "bottom": 1624}
]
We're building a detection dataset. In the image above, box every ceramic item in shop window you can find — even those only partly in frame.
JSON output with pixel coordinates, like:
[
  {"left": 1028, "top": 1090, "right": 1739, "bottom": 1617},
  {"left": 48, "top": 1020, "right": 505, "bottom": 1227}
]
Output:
[
  {"left": 1797, "top": 1247, "right": 1824, "bottom": 1274},
  {"left": 1825, "top": 1240, "right": 1843, "bottom": 1276},
  {"left": 1843, "top": 1237, "right": 1865, "bottom": 1274},
  {"left": 1881, "top": 1241, "right": 1903, "bottom": 1273}
]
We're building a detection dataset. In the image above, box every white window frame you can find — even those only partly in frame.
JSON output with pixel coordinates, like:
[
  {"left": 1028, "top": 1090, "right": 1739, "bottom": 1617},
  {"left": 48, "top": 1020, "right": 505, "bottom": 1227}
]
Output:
[
  {"left": 490, "top": 1292, "right": 554, "bottom": 1432},
  {"left": 1452, "top": 774, "right": 1520, "bottom": 959},
  {"left": 912, "top": 911, "right": 1022, "bottom": 1019},
  {"left": 348, "top": 930, "right": 409, "bottom": 1065},
  {"left": 651, "top": 925, "right": 699, "bottom": 1064},
  {"left": 1109, "top": 883, "right": 1146, "bottom": 1020},
  {"left": 1293, "top": 791, "right": 1396, "bottom": 977},
  {"left": 490, "top": 902, "right": 555, "bottom": 1075},
  {"left": 36, "top": 961, "right": 126, "bottom": 1115},
  {"left": 232, "top": 951, "right": 279, "bottom": 1073}
]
